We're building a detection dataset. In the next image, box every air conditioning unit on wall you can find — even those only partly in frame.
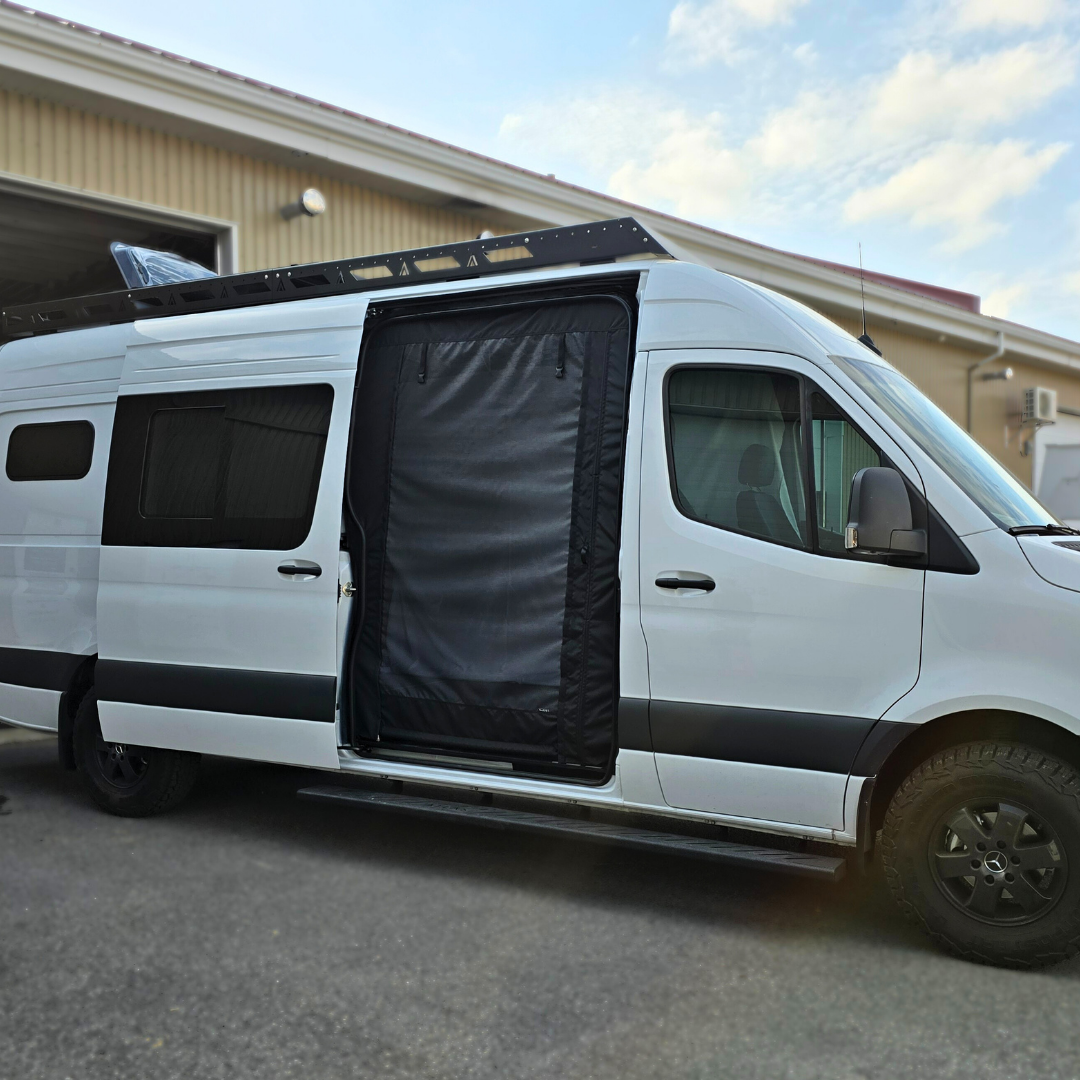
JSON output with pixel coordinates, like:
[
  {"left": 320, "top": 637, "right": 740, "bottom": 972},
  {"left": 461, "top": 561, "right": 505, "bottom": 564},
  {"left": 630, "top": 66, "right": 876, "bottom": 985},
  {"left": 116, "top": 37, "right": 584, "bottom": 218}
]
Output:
[{"left": 1023, "top": 387, "right": 1058, "bottom": 426}]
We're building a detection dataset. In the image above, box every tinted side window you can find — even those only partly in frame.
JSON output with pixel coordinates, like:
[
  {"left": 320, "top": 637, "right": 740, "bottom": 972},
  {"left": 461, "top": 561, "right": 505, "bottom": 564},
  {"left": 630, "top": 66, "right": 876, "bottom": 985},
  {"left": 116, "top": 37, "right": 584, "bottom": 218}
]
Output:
[
  {"left": 810, "top": 391, "right": 882, "bottom": 553},
  {"left": 668, "top": 368, "right": 808, "bottom": 548},
  {"left": 6, "top": 420, "right": 95, "bottom": 481},
  {"left": 103, "top": 384, "right": 333, "bottom": 549}
]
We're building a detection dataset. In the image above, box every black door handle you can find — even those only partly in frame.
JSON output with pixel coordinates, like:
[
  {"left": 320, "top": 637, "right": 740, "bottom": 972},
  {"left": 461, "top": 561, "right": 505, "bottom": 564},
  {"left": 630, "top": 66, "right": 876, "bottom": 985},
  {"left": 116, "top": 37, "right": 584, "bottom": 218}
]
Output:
[
  {"left": 655, "top": 575, "right": 715, "bottom": 592},
  {"left": 278, "top": 562, "right": 322, "bottom": 578}
]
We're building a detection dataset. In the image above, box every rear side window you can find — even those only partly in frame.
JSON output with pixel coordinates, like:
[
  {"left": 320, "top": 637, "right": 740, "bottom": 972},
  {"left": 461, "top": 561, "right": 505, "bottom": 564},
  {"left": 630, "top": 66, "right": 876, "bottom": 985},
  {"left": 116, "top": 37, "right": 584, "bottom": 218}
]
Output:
[
  {"left": 103, "top": 384, "right": 333, "bottom": 549},
  {"left": 6, "top": 420, "right": 95, "bottom": 481},
  {"left": 667, "top": 368, "right": 808, "bottom": 548}
]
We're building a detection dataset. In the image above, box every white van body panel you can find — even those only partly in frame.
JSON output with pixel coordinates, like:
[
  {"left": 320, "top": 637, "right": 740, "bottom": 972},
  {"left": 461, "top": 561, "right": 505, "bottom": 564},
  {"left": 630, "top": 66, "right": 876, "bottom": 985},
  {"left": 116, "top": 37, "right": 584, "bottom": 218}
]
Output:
[
  {"left": 639, "top": 348, "right": 925, "bottom": 718},
  {"left": 0, "top": 324, "right": 129, "bottom": 730},
  {"left": 617, "top": 350, "right": 651, "bottom": 703},
  {"left": 654, "top": 756, "right": 848, "bottom": 831},
  {"left": 1017, "top": 533, "right": 1080, "bottom": 593},
  {"left": 637, "top": 262, "right": 814, "bottom": 355},
  {"left": 0, "top": 685, "right": 62, "bottom": 731},
  {"left": 103, "top": 702, "right": 341, "bottom": 769},
  {"left": 96, "top": 297, "right": 368, "bottom": 763},
  {"left": 637, "top": 349, "right": 925, "bottom": 830},
  {"left": 0, "top": 401, "right": 113, "bottom": 651},
  {"left": 882, "top": 527, "right": 1080, "bottom": 736}
]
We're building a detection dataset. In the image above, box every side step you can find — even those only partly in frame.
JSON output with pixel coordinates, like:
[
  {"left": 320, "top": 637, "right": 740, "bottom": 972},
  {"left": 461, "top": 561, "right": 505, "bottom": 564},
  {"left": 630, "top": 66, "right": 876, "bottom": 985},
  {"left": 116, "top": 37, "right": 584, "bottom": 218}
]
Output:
[{"left": 297, "top": 786, "right": 847, "bottom": 882}]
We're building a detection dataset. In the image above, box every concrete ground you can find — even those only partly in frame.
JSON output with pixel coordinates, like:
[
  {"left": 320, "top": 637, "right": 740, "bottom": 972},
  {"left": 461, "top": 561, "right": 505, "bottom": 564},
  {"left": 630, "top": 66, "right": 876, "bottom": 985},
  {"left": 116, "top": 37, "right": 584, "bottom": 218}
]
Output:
[{"left": 3, "top": 735, "right": 1080, "bottom": 1080}]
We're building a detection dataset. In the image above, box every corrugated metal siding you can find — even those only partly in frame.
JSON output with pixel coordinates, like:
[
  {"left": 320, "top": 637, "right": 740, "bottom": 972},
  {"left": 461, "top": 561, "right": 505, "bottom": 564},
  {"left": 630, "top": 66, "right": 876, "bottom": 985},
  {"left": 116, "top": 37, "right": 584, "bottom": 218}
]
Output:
[{"left": 0, "top": 88, "right": 495, "bottom": 270}]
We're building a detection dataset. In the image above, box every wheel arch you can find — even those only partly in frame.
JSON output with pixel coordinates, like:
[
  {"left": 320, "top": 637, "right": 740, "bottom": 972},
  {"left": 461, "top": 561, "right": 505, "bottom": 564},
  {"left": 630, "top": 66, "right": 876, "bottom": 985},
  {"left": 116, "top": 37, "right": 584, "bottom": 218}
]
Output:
[
  {"left": 867, "top": 709, "right": 1080, "bottom": 840},
  {"left": 57, "top": 655, "right": 96, "bottom": 770}
]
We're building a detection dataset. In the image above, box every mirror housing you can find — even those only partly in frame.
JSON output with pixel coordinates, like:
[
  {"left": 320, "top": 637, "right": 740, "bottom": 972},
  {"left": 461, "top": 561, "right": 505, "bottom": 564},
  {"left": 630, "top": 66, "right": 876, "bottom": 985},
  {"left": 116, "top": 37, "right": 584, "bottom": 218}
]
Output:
[{"left": 845, "top": 467, "right": 927, "bottom": 558}]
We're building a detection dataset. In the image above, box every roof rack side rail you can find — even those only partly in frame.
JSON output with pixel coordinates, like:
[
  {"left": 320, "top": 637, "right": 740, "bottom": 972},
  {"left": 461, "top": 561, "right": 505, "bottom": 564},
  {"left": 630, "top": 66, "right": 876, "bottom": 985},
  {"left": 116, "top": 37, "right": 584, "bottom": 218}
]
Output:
[{"left": 2, "top": 217, "right": 669, "bottom": 340}]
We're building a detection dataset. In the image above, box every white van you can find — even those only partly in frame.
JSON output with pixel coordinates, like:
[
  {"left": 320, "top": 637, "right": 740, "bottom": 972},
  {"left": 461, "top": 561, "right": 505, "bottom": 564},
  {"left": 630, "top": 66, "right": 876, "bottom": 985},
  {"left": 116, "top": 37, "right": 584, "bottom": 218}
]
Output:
[{"left": 3, "top": 218, "right": 1080, "bottom": 969}]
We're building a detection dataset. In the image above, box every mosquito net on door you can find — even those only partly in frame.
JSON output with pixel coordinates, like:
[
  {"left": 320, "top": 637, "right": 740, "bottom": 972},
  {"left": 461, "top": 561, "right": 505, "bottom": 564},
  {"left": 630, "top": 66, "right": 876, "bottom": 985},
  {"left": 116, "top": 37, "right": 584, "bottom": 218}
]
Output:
[{"left": 345, "top": 294, "right": 631, "bottom": 769}]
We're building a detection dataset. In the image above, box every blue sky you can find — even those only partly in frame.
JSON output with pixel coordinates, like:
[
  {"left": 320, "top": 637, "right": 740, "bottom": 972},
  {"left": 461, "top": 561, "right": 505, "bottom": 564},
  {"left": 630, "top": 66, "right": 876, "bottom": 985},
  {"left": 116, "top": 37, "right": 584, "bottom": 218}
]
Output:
[{"left": 40, "top": 0, "right": 1080, "bottom": 341}]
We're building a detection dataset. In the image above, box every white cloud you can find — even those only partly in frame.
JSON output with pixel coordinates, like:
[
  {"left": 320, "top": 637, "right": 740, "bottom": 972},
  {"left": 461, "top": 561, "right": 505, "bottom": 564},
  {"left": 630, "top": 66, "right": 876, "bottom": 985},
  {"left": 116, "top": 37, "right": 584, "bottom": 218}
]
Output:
[
  {"left": 666, "top": 0, "right": 808, "bottom": 66},
  {"left": 749, "top": 89, "right": 854, "bottom": 171},
  {"left": 1065, "top": 271, "right": 1080, "bottom": 297},
  {"left": 745, "top": 41, "right": 1075, "bottom": 179},
  {"left": 870, "top": 41, "right": 1076, "bottom": 135},
  {"left": 608, "top": 118, "right": 752, "bottom": 219},
  {"left": 791, "top": 41, "right": 818, "bottom": 65},
  {"left": 982, "top": 282, "right": 1031, "bottom": 317},
  {"left": 499, "top": 29, "right": 1076, "bottom": 253},
  {"left": 844, "top": 140, "right": 1069, "bottom": 252},
  {"left": 500, "top": 90, "right": 756, "bottom": 220},
  {"left": 952, "top": 0, "right": 1068, "bottom": 31},
  {"left": 499, "top": 91, "right": 686, "bottom": 175}
]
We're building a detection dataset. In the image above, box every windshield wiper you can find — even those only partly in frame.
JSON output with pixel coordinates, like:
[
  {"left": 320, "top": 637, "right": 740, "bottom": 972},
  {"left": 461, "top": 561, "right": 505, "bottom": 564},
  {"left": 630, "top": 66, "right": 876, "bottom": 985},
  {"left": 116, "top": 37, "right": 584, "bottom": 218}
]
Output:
[{"left": 1008, "top": 524, "right": 1080, "bottom": 536}]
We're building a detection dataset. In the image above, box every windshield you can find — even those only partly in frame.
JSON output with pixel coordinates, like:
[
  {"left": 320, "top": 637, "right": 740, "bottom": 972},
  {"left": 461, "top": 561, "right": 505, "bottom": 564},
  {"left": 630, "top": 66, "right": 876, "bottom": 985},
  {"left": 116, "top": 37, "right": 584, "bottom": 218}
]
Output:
[{"left": 831, "top": 354, "right": 1058, "bottom": 530}]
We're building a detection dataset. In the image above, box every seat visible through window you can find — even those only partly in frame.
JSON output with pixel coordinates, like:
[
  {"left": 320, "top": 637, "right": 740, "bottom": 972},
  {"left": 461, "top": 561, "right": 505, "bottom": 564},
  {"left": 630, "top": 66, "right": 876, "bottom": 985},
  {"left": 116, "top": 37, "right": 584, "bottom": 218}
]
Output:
[{"left": 667, "top": 368, "right": 808, "bottom": 548}]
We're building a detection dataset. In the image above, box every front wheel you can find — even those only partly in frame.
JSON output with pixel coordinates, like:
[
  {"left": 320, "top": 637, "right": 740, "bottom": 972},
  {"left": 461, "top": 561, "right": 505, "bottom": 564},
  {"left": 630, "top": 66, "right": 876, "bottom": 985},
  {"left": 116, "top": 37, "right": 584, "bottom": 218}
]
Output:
[
  {"left": 882, "top": 742, "right": 1080, "bottom": 968},
  {"left": 73, "top": 691, "right": 200, "bottom": 817}
]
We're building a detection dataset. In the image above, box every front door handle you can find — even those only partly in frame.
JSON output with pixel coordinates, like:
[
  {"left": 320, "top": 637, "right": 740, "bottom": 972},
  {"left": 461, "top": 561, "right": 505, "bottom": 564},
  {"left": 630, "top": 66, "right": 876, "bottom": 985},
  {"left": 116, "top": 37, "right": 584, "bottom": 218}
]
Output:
[
  {"left": 278, "top": 561, "right": 322, "bottom": 579},
  {"left": 655, "top": 574, "right": 715, "bottom": 592}
]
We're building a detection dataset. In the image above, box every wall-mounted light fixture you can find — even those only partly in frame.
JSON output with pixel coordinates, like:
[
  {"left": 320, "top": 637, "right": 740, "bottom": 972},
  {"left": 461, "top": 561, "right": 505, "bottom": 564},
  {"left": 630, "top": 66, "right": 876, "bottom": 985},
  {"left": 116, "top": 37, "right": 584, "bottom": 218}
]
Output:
[{"left": 281, "top": 188, "right": 327, "bottom": 221}]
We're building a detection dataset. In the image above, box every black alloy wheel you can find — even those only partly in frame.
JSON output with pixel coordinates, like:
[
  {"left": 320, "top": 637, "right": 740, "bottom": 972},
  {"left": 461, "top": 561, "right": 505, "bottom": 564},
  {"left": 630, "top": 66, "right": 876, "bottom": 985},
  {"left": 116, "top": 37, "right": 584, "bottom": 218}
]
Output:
[
  {"left": 930, "top": 799, "right": 1067, "bottom": 925},
  {"left": 92, "top": 734, "right": 151, "bottom": 791},
  {"left": 73, "top": 690, "right": 201, "bottom": 817},
  {"left": 882, "top": 742, "right": 1080, "bottom": 968}
]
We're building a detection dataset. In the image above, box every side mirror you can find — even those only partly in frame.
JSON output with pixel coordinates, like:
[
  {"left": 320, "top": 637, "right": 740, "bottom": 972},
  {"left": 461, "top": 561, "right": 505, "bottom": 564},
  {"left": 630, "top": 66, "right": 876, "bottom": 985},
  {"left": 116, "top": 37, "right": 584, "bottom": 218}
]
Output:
[{"left": 845, "top": 467, "right": 927, "bottom": 558}]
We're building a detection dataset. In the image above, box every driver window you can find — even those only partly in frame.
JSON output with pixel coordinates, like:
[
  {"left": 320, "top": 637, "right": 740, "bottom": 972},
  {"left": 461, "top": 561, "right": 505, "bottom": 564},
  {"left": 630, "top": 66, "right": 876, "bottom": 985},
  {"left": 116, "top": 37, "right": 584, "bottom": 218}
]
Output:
[
  {"left": 810, "top": 391, "right": 882, "bottom": 553},
  {"left": 667, "top": 368, "right": 808, "bottom": 549}
]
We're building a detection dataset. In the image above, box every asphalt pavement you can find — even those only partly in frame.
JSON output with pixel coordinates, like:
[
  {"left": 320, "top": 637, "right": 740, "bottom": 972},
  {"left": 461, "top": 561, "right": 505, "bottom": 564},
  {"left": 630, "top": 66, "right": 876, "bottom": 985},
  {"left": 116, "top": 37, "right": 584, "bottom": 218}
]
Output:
[{"left": 3, "top": 734, "right": 1080, "bottom": 1080}]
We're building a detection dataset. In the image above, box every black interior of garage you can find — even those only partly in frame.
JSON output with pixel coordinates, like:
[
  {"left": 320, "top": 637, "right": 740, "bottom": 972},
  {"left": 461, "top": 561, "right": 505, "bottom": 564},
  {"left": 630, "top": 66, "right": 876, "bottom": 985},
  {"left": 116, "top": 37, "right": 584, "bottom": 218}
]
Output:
[{"left": 0, "top": 188, "right": 216, "bottom": 310}]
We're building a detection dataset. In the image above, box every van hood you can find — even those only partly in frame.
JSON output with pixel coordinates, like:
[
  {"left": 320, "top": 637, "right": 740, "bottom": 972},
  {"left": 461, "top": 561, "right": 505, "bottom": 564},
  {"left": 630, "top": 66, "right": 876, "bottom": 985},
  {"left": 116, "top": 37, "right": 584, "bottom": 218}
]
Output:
[{"left": 1017, "top": 535, "right": 1080, "bottom": 593}]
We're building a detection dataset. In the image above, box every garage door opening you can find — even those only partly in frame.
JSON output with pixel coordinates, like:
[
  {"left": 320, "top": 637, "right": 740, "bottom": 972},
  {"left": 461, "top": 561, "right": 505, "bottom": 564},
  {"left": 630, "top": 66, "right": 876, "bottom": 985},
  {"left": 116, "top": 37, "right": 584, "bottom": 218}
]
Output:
[{"left": 0, "top": 188, "right": 219, "bottom": 310}]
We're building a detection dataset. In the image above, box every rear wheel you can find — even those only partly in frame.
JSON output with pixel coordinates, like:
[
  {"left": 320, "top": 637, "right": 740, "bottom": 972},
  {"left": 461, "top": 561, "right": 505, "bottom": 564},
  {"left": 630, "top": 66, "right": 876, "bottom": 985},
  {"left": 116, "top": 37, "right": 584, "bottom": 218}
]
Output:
[
  {"left": 882, "top": 742, "right": 1080, "bottom": 968},
  {"left": 73, "top": 691, "right": 200, "bottom": 817}
]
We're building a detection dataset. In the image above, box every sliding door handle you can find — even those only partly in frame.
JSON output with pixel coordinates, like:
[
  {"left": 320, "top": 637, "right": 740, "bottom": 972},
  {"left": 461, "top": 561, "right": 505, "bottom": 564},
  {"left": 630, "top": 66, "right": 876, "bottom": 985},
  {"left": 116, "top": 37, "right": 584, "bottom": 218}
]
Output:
[
  {"left": 278, "top": 561, "right": 322, "bottom": 579},
  {"left": 655, "top": 574, "right": 715, "bottom": 592}
]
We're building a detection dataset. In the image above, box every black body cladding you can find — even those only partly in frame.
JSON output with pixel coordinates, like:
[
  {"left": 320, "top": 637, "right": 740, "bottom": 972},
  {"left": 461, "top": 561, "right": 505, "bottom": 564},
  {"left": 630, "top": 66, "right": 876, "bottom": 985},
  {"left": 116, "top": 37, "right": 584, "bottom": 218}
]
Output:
[
  {"left": 96, "top": 660, "right": 336, "bottom": 722},
  {"left": 344, "top": 288, "right": 634, "bottom": 771}
]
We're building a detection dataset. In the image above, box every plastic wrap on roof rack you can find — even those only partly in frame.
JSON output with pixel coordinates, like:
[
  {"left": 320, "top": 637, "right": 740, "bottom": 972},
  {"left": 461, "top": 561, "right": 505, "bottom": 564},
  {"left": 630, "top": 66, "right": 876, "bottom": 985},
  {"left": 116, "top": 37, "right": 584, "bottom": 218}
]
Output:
[{"left": 110, "top": 242, "right": 217, "bottom": 289}]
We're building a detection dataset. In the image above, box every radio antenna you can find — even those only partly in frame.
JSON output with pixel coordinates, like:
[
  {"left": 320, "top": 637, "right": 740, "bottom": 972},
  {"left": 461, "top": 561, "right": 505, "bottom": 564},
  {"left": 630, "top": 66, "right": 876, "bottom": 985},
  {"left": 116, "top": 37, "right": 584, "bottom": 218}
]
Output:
[
  {"left": 856, "top": 242, "right": 883, "bottom": 356},
  {"left": 859, "top": 242, "right": 867, "bottom": 338}
]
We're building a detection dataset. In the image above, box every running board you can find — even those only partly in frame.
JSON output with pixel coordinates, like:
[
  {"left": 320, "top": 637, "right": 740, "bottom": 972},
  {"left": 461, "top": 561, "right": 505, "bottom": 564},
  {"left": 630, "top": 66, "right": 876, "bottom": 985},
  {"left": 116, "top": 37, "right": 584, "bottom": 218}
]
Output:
[{"left": 297, "top": 786, "right": 847, "bottom": 882}]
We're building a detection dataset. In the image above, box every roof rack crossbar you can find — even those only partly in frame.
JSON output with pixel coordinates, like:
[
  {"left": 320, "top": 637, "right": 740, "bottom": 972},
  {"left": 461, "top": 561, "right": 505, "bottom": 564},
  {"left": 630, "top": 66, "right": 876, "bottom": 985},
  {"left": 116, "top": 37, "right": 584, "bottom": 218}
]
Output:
[{"left": 2, "top": 217, "right": 668, "bottom": 339}]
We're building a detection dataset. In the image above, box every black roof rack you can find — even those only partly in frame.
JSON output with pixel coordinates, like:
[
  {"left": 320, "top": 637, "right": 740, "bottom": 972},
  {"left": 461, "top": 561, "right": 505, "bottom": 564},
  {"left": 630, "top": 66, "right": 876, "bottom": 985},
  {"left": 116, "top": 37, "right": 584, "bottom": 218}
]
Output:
[{"left": 2, "top": 217, "right": 669, "bottom": 340}]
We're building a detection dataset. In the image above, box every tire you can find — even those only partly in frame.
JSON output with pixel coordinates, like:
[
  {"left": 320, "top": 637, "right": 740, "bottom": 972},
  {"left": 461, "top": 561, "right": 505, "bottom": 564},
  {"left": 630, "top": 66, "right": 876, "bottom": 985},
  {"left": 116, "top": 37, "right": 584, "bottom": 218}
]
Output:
[
  {"left": 882, "top": 741, "right": 1080, "bottom": 969},
  {"left": 73, "top": 691, "right": 200, "bottom": 817}
]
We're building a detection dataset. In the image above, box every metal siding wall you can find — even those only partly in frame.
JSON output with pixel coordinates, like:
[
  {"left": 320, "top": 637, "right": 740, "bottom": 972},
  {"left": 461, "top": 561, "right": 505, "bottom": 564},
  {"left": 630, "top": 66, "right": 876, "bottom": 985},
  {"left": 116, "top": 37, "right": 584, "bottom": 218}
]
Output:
[{"left": 0, "top": 88, "right": 495, "bottom": 271}]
